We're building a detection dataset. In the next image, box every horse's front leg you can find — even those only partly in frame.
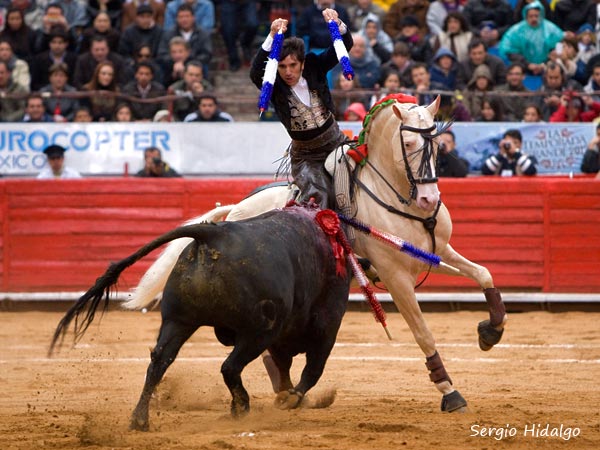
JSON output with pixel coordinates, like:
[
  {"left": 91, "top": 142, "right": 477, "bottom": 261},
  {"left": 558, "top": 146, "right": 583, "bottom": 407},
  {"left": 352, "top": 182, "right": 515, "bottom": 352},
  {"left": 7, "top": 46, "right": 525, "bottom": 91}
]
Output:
[
  {"left": 435, "top": 244, "right": 507, "bottom": 350},
  {"left": 382, "top": 268, "right": 468, "bottom": 413}
]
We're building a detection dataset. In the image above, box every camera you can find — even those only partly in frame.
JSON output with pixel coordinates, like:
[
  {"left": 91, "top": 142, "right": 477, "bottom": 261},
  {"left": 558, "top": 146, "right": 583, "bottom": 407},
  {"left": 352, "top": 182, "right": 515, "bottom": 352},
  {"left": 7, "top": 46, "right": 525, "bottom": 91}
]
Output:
[
  {"left": 152, "top": 157, "right": 163, "bottom": 166},
  {"left": 502, "top": 142, "right": 511, "bottom": 150}
]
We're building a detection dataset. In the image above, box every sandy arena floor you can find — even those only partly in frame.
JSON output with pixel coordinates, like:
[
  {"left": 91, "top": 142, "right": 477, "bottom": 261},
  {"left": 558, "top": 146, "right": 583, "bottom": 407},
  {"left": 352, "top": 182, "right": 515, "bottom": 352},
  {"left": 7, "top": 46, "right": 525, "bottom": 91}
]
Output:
[{"left": 1, "top": 309, "right": 599, "bottom": 450}]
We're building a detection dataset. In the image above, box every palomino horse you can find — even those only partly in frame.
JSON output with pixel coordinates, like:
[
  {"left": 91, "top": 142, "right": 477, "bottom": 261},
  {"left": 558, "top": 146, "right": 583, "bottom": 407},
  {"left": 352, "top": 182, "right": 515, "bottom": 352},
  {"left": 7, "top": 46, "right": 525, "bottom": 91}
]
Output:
[{"left": 129, "top": 94, "right": 507, "bottom": 412}]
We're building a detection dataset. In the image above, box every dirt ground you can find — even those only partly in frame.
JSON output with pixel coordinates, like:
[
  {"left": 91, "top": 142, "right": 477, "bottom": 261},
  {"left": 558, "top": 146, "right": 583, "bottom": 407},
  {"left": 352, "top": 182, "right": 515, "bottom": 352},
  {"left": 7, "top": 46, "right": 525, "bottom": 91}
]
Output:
[{"left": 1, "top": 308, "right": 599, "bottom": 450}]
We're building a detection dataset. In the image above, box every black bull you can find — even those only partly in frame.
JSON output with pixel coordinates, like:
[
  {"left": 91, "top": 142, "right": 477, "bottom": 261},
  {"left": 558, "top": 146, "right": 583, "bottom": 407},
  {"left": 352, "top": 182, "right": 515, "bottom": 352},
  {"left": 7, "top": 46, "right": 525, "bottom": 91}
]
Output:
[{"left": 49, "top": 206, "right": 351, "bottom": 431}]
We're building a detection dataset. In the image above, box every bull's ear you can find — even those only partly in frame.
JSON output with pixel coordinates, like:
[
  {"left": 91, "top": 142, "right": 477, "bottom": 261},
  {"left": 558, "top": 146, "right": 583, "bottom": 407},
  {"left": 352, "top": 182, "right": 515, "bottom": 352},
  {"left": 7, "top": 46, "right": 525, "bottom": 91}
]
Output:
[{"left": 426, "top": 95, "right": 441, "bottom": 116}]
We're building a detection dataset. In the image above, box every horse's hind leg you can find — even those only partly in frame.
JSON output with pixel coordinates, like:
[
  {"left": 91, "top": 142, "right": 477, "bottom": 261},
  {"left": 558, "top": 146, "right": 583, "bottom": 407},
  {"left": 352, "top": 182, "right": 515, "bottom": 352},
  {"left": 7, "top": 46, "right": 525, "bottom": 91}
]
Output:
[
  {"left": 435, "top": 244, "right": 507, "bottom": 350},
  {"left": 130, "top": 319, "right": 198, "bottom": 431}
]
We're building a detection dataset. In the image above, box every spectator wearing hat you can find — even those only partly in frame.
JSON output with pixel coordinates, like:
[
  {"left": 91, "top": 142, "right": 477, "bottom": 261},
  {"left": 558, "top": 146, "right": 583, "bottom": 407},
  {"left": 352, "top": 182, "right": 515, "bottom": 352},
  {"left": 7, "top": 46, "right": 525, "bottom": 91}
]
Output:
[
  {"left": 576, "top": 23, "right": 597, "bottom": 66},
  {"left": 122, "top": 1, "right": 165, "bottom": 32},
  {"left": 0, "top": 60, "right": 26, "bottom": 122},
  {"left": 359, "top": 12, "right": 393, "bottom": 64},
  {"left": 343, "top": 102, "right": 367, "bottom": 121},
  {"left": 393, "top": 14, "right": 433, "bottom": 63},
  {"left": 429, "top": 47, "right": 461, "bottom": 90},
  {"left": 37, "top": 144, "right": 82, "bottom": 179},
  {"left": 383, "top": 0, "right": 430, "bottom": 41},
  {"left": 119, "top": 4, "right": 163, "bottom": 59},
  {"left": 183, "top": 92, "right": 233, "bottom": 122},
  {"left": 163, "top": 0, "right": 214, "bottom": 33},
  {"left": 22, "top": 94, "right": 54, "bottom": 122},
  {"left": 29, "top": 26, "right": 77, "bottom": 91},
  {"left": 499, "top": 1, "right": 568, "bottom": 76}
]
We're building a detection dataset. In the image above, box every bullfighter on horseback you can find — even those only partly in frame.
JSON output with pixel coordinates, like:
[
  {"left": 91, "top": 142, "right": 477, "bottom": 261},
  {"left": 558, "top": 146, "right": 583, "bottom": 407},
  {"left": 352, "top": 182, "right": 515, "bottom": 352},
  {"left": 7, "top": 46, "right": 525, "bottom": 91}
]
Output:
[{"left": 249, "top": 8, "right": 353, "bottom": 209}]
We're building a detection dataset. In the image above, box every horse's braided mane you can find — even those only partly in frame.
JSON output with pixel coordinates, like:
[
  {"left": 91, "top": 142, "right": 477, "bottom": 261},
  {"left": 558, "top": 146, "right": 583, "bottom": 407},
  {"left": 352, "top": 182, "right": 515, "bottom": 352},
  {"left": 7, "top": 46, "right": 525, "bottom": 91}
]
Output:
[{"left": 358, "top": 93, "right": 418, "bottom": 146}]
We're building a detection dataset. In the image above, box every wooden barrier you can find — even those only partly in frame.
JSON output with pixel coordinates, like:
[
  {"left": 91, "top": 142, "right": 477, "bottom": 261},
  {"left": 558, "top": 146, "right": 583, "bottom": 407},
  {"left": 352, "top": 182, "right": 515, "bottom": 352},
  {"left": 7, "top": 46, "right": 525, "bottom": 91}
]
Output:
[{"left": 1, "top": 177, "right": 599, "bottom": 293}]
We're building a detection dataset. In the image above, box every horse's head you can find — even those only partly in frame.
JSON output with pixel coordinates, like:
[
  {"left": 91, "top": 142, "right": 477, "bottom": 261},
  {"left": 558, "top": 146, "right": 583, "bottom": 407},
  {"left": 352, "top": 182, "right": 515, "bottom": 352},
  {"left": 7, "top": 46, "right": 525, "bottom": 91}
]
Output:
[{"left": 391, "top": 96, "right": 441, "bottom": 212}]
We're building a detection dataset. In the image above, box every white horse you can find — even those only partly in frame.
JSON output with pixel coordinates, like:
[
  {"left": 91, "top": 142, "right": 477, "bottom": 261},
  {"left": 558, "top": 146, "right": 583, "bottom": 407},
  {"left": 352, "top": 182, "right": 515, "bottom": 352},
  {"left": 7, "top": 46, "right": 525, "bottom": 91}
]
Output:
[{"left": 126, "top": 95, "right": 507, "bottom": 412}]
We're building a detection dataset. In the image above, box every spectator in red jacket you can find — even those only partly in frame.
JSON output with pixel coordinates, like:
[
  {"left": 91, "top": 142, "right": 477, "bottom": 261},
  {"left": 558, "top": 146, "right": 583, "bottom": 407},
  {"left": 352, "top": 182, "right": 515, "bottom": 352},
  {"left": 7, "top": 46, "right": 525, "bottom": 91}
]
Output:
[{"left": 549, "top": 92, "right": 600, "bottom": 122}]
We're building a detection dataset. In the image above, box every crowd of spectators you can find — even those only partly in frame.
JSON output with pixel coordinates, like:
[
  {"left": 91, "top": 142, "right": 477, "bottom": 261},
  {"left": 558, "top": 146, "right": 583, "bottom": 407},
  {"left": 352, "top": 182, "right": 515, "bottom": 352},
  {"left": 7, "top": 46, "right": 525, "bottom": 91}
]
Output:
[{"left": 2, "top": 0, "right": 600, "bottom": 131}]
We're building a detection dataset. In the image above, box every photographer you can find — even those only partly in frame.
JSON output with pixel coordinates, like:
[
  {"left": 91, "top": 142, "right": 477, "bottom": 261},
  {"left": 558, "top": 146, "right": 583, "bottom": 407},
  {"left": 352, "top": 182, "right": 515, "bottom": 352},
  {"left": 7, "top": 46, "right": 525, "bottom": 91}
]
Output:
[
  {"left": 582, "top": 123, "right": 600, "bottom": 174},
  {"left": 135, "top": 147, "right": 181, "bottom": 178},
  {"left": 482, "top": 129, "right": 537, "bottom": 176},
  {"left": 437, "top": 130, "right": 469, "bottom": 177}
]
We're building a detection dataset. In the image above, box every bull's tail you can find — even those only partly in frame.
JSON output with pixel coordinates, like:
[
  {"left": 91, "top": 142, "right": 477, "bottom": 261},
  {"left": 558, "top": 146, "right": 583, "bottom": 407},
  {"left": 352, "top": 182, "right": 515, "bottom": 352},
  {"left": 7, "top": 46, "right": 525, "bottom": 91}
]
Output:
[
  {"left": 123, "top": 205, "right": 234, "bottom": 311},
  {"left": 48, "top": 221, "right": 224, "bottom": 356}
]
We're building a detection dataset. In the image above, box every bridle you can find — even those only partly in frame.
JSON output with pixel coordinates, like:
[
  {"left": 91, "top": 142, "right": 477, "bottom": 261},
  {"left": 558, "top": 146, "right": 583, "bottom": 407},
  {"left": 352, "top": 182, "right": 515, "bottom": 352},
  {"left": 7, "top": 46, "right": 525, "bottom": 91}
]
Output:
[{"left": 348, "top": 112, "right": 445, "bottom": 286}]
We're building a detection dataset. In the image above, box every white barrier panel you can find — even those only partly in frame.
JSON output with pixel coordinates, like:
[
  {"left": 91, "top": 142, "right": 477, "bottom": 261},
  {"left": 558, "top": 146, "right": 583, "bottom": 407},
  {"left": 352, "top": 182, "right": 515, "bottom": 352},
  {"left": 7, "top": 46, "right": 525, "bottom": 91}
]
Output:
[{"left": 0, "top": 122, "right": 594, "bottom": 176}]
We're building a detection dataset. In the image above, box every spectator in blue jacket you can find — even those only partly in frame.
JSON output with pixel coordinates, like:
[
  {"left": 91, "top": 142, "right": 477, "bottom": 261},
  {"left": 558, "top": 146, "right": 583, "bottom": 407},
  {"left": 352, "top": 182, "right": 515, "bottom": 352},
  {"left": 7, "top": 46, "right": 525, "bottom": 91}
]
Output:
[{"left": 163, "top": 0, "right": 214, "bottom": 32}]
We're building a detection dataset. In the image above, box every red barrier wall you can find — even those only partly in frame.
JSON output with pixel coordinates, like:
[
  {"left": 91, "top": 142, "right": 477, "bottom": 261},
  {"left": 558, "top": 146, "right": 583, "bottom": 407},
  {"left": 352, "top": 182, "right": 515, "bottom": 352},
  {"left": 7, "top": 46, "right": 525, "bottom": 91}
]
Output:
[{"left": 1, "top": 177, "right": 599, "bottom": 293}]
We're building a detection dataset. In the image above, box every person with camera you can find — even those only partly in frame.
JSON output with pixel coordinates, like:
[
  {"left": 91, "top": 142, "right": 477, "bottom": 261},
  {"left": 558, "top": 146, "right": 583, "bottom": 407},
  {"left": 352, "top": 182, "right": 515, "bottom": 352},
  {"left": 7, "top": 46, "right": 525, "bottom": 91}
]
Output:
[
  {"left": 135, "top": 147, "right": 181, "bottom": 178},
  {"left": 549, "top": 91, "right": 600, "bottom": 122},
  {"left": 482, "top": 129, "right": 537, "bottom": 176},
  {"left": 581, "top": 123, "right": 600, "bottom": 175},
  {"left": 437, "top": 130, "right": 469, "bottom": 177}
]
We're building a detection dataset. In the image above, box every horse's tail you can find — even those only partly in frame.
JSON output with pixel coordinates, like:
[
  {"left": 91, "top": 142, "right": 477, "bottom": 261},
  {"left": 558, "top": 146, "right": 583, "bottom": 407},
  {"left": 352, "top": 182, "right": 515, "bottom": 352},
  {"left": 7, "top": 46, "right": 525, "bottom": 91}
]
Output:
[
  {"left": 123, "top": 205, "right": 235, "bottom": 311},
  {"left": 48, "top": 219, "right": 228, "bottom": 357}
]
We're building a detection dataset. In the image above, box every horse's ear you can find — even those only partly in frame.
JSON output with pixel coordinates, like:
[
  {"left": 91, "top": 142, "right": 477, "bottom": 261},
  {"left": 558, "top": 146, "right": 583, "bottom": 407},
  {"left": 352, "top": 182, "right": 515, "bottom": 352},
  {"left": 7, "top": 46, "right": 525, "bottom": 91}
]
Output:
[
  {"left": 392, "top": 103, "right": 403, "bottom": 120},
  {"left": 426, "top": 96, "right": 441, "bottom": 116}
]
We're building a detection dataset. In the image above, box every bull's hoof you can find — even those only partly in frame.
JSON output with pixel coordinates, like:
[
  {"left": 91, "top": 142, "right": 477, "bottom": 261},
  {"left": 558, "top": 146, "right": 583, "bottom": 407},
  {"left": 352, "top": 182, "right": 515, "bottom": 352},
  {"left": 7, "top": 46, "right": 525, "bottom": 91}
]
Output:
[
  {"left": 129, "top": 415, "right": 149, "bottom": 432},
  {"left": 478, "top": 319, "right": 505, "bottom": 351},
  {"left": 441, "top": 390, "right": 468, "bottom": 413},
  {"left": 274, "top": 389, "right": 304, "bottom": 410},
  {"left": 230, "top": 396, "right": 250, "bottom": 418}
]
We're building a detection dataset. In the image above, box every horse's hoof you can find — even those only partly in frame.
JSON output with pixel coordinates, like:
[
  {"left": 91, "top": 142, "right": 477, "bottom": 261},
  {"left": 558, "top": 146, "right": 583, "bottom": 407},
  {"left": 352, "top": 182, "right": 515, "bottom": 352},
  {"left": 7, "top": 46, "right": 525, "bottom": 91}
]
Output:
[
  {"left": 274, "top": 389, "right": 304, "bottom": 410},
  {"left": 441, "top": 390, "right": 468, "bottom": 413},
  {"left": 478, "top": 319, "right": 505, "bottom": 351}
]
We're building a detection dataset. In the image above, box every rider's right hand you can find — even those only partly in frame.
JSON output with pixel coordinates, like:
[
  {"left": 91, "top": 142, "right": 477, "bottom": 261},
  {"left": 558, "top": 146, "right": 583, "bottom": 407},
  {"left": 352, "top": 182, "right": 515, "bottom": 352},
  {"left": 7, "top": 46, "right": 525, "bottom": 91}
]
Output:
[{"left": 270, "top": 18, "right": 288, "bottom": 36}]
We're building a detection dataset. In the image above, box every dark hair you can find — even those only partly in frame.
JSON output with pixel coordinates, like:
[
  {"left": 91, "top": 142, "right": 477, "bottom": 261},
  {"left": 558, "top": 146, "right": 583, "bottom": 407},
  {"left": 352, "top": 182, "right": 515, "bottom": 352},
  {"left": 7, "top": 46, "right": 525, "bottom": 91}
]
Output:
[
  {"left": 443, "top": 11, "right": 468, "bottom": 33},
  {"left": 198, "top": 92, "right": 218, "bottom": 104},
  {"left": 468, "top": 38, "right": 487, "bottom": 52},
  {"left": 503, "top": 129, "right": 522, "bottom": 143},
  {"left": 184, "top": 59, "right": 203, "bottom": 72},
  {"left": 177, "top": 3, "right": 195, "bottom": 15},
  {"left": 27, "top": 93, "right": 44, "bottom": 105},
  {"left": 135, "top": 60, "right": 155, "bottom": 75},
  {"left": 379, "top": 68, "right": 402, "bottom": 86},
  {"left": 442, "top": 129, "right": 455, "bottom": 141},
  {"left": 281, "top": 37, "right": 306, "bottom": 64},
  {"left": 392, "top": 41, "right": 409, "bottom": 57},
  {"left": 545, "top": 60, "right": 565, "bottom": 76},
  {"left": 506, "top": 62, "right": 525, "bottom": 74},
  {"left": 481, "top": 97, "right": 505, "bottom": 121}
]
